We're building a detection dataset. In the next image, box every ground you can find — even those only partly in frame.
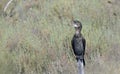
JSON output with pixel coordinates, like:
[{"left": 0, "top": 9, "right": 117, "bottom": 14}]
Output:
[{"left": 0, "top": 0, "right": 120, "bottom": 74}]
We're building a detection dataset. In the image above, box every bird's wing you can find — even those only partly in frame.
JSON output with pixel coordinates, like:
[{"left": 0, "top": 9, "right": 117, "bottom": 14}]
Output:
[{"left": 82, "top": 38, "right": 86, "bottom": 55}]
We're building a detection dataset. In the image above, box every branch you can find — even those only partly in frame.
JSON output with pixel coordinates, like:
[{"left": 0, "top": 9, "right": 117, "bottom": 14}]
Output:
[{"left": 4, "top": 0, "right": 14, "bottom": 12}]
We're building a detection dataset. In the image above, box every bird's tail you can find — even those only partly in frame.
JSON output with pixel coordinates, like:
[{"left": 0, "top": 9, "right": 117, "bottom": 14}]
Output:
[{"left": 77, "top": 59, "right": 84, "bottom": 74}]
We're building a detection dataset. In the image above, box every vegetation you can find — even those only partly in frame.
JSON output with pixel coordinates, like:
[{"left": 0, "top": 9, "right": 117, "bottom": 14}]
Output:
[{"left": 0, "top": 0, "right": 120, "bottom": 74}]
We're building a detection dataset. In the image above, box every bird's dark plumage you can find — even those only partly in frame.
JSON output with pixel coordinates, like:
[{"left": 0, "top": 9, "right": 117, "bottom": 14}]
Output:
[{"left": 71, "top": 20, "right": 86, "bottom": 66}]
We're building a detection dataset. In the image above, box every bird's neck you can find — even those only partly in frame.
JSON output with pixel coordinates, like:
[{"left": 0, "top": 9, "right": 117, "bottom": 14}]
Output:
[
  {"left": 75, "top": 30, "right": 80, "bottom": 35},
  {"left": 75, "top": 31, "right": 82, "bottom": 38}
]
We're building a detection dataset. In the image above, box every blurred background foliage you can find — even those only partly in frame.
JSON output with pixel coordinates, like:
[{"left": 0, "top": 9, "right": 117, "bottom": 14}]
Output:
[{"left": 0, "top": 0, "right": 120, "bottom": 74}]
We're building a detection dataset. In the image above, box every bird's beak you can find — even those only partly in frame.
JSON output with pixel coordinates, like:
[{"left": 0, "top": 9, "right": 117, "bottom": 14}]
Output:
[{"left": 73, "top": 24, "right": 78, "bottom": 28}]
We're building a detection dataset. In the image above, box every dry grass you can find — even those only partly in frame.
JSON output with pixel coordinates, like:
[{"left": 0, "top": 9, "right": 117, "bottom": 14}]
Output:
[{"left": 0, "top": 0, "right": 120, "bottom": 74}]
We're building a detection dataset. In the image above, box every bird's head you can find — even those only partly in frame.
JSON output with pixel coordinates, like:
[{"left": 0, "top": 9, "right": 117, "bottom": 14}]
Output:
[{"left": 72, "top": 20, "right": 82, "bottom": 33}]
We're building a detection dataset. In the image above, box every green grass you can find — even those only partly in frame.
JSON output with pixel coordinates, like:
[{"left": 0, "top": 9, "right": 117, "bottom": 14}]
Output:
[{"left": 0, "top": 0, "right": 120, "bottom": 74}]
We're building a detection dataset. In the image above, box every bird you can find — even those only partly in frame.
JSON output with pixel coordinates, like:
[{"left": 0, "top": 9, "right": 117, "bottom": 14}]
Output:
[{"left": 71, "top": 20, "right": 86, "bottom": 74}]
